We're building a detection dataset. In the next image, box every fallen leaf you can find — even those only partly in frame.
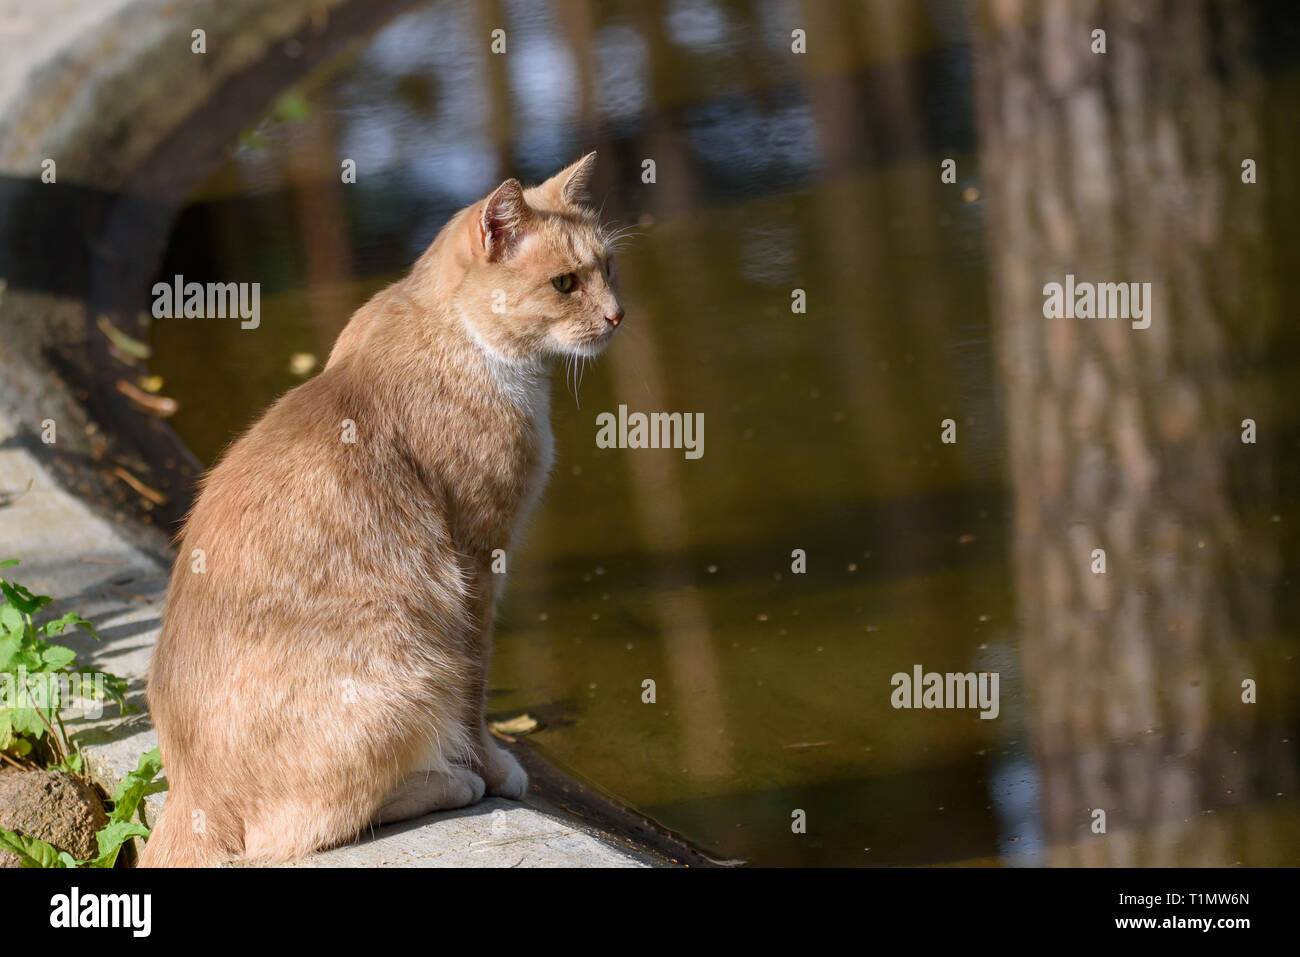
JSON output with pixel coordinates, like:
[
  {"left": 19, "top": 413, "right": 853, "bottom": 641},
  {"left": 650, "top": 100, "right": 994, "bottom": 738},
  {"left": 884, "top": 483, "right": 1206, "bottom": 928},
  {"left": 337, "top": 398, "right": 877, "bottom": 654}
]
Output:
[
  {"left": 111, "top": 467, "right": 167, "bottom": 505},
  {"left": 489, "top": 714, "right": 539, "bottom": 739},
  {"left": 116, "top": 379, "right": 178, "bottom": 417},
  {"left": 97, "top": 315, "right": 150, "bottom": 360}
]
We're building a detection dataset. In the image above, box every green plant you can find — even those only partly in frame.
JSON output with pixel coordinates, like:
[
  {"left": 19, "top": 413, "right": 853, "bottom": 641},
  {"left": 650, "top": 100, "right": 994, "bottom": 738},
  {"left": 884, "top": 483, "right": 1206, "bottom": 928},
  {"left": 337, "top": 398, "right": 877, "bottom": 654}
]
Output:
[
  {"left": 0, "top": 559, "right": 130, "bottom": 770},
  {"left": 0, "top": 748, "right": 165, "bottom": 867},
  {"left": 0, "top": 559, "right": 163, "bottom": 867}
]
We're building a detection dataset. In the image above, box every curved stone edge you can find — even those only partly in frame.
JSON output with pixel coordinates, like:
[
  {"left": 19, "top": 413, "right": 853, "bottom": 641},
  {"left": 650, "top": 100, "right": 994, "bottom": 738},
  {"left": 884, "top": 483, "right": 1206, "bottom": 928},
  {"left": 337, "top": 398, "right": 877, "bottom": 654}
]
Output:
[
  {"left": 0, "top": 0, "right": 351, "bottom": 183},
  {"left": 0, "top": 0, "right": 421, "bottom": 539}
]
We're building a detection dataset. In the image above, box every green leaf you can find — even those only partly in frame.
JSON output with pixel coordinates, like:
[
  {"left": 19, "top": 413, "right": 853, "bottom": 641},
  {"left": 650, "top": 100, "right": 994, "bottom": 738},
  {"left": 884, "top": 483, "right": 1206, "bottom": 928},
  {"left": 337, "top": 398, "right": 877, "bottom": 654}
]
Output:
[
  {"left": 109, "top": 747, "right": 164, "bottom": 825},
  {"left": 0, "top": 603, "right": 22, "bottom": 637},
  {"left": 6, "top": 707, "right": 48, "bottom": 738},
  {"left": 0, "top": 632, "right": 19, "bottom": 671},
  {"left": 87, "top": 820, "right": 150, "bottom": 868},
  {"left": 82, "top": 748, "right": 164, "bottom": 868},
  {"left": 0, "top": 580, "right": 49, "bottom": 615},
  {"left": 0, "top": 826, "right": 73, "bottom": 868},
  {"left": 10, "top": 651, "right": 42, "bottom": 676},
  {"left": 12, "top": 646, "right": 41, "bottom": 671},
  {"left": 79, "top": 667, "right": 129, "bottom": 712},
  {"left": 40, "top": 612, "right": 98, "bottom": 641},
  {"left": 50, "top": 750, "right": 83, "bottom": 775},
  {"left": 0, "top": 559, "right": 19, "bottom": 569},
  {"left": 40, "top": 644, "right": 77, "bottom": 669}
]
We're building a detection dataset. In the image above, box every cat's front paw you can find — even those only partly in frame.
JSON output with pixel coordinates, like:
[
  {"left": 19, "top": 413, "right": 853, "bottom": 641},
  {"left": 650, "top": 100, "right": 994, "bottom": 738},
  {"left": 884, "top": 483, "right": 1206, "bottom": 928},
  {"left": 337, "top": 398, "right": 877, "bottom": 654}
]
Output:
[
  {"left": 373, "top": 765, "right": 486, "bottom": 825},
  {"left": 483, "top": 746, "right": 529, "bottom": 799}
]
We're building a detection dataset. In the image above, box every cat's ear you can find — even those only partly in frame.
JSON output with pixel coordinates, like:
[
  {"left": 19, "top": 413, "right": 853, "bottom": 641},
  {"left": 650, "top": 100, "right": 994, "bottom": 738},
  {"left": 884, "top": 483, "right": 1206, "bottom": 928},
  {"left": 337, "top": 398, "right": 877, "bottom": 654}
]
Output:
[
  {"left": 545, "top": 151, "right": 598, "bottom": 208},
  {"left": 479, "top": 178, "right": 531, "bottom": 261}
]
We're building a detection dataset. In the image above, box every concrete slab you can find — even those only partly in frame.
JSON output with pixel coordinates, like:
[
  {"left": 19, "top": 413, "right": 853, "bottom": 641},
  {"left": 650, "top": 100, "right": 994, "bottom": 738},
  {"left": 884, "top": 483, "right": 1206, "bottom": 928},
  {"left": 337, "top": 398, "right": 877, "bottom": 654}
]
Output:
[{"left": 280, "top": 797, "right": 650, "bottom": 868}]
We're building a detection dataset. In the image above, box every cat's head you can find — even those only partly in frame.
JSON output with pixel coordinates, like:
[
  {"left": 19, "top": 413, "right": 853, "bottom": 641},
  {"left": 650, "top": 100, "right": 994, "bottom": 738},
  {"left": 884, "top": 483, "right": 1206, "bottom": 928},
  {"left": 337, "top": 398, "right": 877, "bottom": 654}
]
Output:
[{"left": 453, "top": 152, "right": 624, "bottom": 363}]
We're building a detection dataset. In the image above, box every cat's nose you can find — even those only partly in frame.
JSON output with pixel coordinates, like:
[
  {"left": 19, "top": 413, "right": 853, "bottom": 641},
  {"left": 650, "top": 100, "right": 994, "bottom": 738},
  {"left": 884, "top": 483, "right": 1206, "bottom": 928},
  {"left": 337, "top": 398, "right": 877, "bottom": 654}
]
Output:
[{"left": 605, "top": 308, "right": 624, "bottom": 328}]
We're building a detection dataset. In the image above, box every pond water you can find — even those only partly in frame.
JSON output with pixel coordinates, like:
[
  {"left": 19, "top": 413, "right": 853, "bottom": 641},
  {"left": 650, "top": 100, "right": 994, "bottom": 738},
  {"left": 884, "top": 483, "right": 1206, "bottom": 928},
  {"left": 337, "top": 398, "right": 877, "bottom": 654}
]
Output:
[{"left": 148, "top": 0, "right": 1300, "bottom": 865}]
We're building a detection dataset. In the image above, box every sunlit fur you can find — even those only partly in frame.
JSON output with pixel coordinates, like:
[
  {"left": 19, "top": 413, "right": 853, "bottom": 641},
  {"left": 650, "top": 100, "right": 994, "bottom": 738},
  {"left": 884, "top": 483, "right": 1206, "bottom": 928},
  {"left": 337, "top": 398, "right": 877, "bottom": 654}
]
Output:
[{"left": 140, "top": 154, "right": 623, "bottom": 866}]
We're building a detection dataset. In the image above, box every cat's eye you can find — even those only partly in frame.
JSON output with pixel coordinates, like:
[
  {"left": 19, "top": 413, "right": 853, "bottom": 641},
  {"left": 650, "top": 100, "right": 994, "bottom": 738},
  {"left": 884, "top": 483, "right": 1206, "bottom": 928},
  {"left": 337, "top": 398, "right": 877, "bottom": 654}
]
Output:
[{"left": 551, "top": 273, "right": 576, "bottom": 293}]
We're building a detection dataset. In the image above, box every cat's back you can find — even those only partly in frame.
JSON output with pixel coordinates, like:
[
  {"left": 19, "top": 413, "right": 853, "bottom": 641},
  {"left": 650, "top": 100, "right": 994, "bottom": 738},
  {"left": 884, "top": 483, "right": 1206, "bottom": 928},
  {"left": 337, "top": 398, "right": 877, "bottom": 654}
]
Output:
[
  {"left": 191, "top": 365, "right": 381, "bottom": 541},
  {"left": 160, "top": 360, "right": 454, "bottom": 640}
]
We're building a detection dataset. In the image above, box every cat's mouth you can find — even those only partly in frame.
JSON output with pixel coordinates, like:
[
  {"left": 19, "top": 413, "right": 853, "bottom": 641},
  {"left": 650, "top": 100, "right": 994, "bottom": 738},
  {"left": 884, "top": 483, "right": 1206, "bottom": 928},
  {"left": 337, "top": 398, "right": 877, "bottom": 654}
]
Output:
[{"left": 569, "top": 325, "right": 619, "bottom": 357}]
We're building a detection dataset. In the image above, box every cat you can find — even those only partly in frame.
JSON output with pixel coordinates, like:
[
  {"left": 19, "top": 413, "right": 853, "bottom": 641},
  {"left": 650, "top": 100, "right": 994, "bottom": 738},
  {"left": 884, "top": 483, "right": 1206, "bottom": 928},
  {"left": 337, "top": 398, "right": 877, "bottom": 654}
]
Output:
[{"left": 139, "top": 153, "right": 624, "bottom": 866}]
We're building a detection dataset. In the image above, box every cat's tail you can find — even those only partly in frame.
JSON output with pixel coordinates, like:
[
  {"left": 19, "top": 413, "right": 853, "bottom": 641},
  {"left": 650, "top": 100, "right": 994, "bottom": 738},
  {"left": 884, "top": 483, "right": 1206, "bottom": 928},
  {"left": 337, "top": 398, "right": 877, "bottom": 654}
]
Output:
[{"left": 137, "top": 791, "right": 232, "bottom": 868}]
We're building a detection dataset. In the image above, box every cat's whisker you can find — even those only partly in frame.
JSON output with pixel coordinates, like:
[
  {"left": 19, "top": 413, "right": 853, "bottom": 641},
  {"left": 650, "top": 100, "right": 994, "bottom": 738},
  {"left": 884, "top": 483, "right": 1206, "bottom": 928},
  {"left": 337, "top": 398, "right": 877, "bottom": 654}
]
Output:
[
  {"left": 604, "top": 230, "right": 644, "bottom": 253},
  {"left": 598, "top": 221, "right": 645, "bottom": 251}
]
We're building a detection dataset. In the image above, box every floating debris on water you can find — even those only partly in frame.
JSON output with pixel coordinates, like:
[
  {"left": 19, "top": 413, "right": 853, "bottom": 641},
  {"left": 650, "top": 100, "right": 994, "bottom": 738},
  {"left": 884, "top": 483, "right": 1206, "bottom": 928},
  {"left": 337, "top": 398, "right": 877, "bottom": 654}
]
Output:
[{"left": 488, "top": 713, "right": 540, "bottom": 742}]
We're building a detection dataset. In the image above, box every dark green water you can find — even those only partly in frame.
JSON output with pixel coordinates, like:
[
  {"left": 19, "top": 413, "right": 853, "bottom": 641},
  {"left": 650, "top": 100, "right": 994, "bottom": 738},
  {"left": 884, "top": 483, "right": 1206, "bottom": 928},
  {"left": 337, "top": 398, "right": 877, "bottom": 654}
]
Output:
[{"left": 149, "top": 0, "right": 1300, "bottom": 865}]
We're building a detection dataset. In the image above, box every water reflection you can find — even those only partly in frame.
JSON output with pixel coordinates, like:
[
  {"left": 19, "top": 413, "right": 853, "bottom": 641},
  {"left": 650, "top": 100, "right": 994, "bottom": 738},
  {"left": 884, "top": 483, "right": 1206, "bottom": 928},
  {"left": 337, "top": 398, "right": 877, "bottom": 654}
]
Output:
[
  {"left": 977, "top": 0, "right": 1298, "bottom": 866},
  {"left": 146, "top": 0, "right": 1299, "bottom": 865}
]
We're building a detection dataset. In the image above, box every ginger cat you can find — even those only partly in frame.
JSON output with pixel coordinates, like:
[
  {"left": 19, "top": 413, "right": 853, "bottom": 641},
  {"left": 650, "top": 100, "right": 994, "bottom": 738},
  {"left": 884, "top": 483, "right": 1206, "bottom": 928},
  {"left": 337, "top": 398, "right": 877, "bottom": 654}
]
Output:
[{"left": 140, "top": 153, "right": 623, "bottom": 866}]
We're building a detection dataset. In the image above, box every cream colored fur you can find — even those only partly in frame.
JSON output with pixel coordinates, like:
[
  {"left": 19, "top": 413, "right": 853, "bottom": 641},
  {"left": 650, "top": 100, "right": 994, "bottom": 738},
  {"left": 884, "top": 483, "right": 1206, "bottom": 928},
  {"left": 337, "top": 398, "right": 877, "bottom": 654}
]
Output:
[{"left": 140, "top": 154, "right": 623, "bottom": 866}]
